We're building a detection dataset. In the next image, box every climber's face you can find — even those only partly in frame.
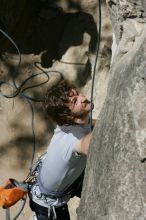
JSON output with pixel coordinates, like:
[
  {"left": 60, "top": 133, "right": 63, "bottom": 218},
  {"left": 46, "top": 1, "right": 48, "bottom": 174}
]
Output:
[{"left": 67, "top": 89, "right": 93, "bottom": 119}]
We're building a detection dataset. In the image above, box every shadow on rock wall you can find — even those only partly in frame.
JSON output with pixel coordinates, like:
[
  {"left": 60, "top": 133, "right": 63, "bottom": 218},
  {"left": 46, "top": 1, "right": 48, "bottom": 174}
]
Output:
[
  {"left": 0, "top": 0, "right": 98, "bottom": 169},
  {"left": 0, "top": 0, "right": 98, "bottom": 67}
]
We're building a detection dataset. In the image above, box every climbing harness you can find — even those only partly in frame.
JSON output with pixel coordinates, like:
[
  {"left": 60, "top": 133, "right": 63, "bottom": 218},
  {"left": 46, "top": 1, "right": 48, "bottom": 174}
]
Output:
[{"left": 25, "top": 153, "right": 46, "bottom": 186}]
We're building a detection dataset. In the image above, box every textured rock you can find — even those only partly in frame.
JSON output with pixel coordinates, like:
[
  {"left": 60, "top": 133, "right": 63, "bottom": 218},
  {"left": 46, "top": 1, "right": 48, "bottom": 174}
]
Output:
[
  {"left": 107, "top": 0, "right": 146, "bottom": 44},
  {"left": 78, "top": 1, "right": 146, "bottom": 219}
]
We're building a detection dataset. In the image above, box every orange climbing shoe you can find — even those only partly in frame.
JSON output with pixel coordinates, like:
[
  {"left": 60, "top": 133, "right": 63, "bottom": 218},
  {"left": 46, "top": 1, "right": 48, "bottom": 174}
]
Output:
[{"left": 0, "top": 179, "right": 27, "bottom": 209}]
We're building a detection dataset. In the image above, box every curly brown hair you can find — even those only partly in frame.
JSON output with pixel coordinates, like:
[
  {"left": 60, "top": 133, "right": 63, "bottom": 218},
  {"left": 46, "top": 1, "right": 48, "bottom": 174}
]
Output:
[{"left": 43, "top": 80, "right": 76, "bottom": 125}]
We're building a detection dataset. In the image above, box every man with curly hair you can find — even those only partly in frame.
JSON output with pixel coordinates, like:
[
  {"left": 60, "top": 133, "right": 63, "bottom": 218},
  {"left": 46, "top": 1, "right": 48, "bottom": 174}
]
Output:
[{"left": 29, "top": 80, "right": 95, "bottom": 220}]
